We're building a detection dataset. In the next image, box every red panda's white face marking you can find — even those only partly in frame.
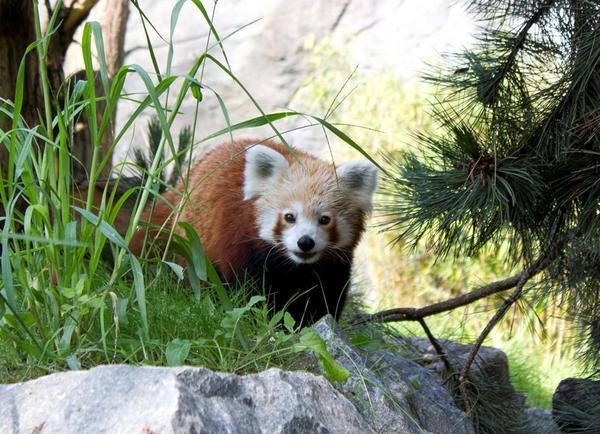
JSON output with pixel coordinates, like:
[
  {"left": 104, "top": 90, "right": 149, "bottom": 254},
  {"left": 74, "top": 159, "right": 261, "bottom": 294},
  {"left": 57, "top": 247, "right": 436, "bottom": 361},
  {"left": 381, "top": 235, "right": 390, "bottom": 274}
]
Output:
[
  {"left": 243, "top": 144, "right": 378, "bottom": 265},
  {"left": 278, "top": 201, "right": 334, "bottom": 264}
]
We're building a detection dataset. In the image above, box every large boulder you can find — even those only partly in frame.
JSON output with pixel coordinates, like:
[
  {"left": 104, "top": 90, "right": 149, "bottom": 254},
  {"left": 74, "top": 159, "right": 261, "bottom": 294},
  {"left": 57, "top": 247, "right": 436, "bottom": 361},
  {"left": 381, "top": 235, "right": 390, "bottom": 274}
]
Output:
[{"left": 0, "top": 364, "right": 374, "bottom": 434}]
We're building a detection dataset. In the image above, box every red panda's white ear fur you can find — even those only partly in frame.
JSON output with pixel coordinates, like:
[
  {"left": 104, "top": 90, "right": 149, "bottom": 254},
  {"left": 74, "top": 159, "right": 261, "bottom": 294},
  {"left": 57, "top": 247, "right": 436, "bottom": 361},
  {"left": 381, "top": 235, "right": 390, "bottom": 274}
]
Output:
[
  {"left": 243, "top": 144, "right": 290, "bottom": 200},
  {"left": 336, "top": 160, "right": 379, "bottom": 216}
]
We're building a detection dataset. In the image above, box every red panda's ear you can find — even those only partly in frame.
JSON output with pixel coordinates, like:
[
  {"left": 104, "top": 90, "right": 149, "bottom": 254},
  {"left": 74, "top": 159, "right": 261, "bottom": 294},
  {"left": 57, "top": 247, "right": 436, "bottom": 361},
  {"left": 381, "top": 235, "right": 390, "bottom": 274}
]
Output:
[
  {"left": 336, "top": 161, "right": 379, "bottom": 216},
  {"left": 243, "top": 144, "right": 290, "bottom": 200}
]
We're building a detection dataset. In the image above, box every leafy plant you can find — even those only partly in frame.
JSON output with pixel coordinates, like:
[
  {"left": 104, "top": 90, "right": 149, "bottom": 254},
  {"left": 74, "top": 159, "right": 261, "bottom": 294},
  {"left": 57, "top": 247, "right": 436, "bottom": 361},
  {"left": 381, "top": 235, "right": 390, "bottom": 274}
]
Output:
[{"left": 0, "top": 0, "right": 368, "bottom": 383}]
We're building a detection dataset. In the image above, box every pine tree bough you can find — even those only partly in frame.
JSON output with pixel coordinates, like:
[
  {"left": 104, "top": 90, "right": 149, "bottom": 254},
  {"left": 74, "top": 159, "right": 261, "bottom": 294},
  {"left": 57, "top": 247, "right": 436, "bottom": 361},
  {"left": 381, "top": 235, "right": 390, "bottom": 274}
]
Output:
[
  {"left": 379, "top": 0, "right": 600, "bottom": 389},
  {"left": 358, "top": 239, "right": 563, "bottom": 417},
  {"left": 357, "top": 239, "right": 561, "bottom": 324}
]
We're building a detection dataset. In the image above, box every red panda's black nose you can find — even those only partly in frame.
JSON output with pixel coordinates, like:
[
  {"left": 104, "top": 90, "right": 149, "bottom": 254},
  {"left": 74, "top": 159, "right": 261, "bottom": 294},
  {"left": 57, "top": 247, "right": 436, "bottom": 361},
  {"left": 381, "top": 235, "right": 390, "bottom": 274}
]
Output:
[{"left": 297, "top": 235, "right": 315, "bottom": 252}]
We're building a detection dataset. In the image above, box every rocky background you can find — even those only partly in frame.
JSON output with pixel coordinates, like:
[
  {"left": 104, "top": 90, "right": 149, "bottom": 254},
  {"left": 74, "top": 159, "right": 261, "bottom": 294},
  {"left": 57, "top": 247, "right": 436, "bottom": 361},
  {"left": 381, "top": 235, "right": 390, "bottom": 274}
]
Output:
[{"left": 73, "top": 0, "right": 477, "bottom": 160}]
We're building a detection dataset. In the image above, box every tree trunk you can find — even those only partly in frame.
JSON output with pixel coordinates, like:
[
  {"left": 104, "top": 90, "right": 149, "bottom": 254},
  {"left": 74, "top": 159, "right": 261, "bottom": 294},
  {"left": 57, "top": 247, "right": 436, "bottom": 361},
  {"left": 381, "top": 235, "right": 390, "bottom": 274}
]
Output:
[
  {"left": 0, "top": 0, "right": 129, "bottom": 217},
  {"left": 0, "top": 1, "right": 44, "bottom": 173},
  {"left": 94, "top": 0, "right": 129, "bottom": 81},
  {"left": 66, "top": 0, "right": 130, "bottom": 180},
  {"left": 0, "top": 1, "right": 47, "bottom": 220}
]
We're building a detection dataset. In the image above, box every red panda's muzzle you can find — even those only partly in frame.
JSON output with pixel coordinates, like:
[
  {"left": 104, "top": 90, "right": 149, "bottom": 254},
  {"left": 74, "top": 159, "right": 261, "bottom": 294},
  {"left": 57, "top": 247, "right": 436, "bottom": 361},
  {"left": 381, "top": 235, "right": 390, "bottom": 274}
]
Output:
[
  {"left": 290, "top": 234, "right": 323, "bottom": 263},
  {"left": 293, "top": 251, "right": 318, "bottom": 261},
  {"left": 297, "top": 235, "right": 315, "bottom": 252}
]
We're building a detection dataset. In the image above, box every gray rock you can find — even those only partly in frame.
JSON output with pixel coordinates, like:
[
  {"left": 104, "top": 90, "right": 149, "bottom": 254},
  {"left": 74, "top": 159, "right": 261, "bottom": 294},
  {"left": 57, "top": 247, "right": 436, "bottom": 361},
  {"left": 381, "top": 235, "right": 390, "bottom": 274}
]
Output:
[
  {"left": 98, "top": 0, "right": 475, "bottom": 162},
  {"left": 405, "top": 338, "right": 552, "bottom": 433},
  {"left": 408, "top": 337, "right": 516, "bottom": 387},
  {"left": 311, "top": 315, "right": 475, "bottom": 434},
  {"left": 527, "top": 408, "right": 562, "bottom": 434},
  {"left": 552, "top": 377, "right": 600, "bottom": 433},
  {"left": 0, "top": 365, "right": 374, "bottom": 434},
  {"left": 386, "top": 335, "right": 562, "bottom": 434}
]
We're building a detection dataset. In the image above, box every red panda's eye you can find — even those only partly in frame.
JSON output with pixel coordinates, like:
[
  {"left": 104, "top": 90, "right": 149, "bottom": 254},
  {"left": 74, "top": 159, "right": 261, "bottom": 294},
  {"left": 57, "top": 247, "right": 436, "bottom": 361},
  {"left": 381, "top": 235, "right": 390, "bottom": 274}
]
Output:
[
  {"left": 319, "top": 216, "right": 331, "bottom": 225},
  {"left": 284, "top": 213, "right": 296, "bottom": 224}
]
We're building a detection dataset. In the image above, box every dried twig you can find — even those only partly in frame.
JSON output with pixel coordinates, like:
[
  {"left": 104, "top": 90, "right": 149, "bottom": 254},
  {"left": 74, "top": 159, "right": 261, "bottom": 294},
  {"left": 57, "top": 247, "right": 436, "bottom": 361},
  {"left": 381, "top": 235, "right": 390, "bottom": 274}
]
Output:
[{"left": 417, "top": 318, "right": 454, "bottom": 375}]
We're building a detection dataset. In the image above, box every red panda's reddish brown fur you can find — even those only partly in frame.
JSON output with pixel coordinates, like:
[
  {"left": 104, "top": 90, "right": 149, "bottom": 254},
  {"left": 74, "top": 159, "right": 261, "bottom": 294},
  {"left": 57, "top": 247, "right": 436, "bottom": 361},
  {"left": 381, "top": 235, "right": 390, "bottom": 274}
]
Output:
[
  {"left": 126, "top": 138, "right": 378, "bottom": 324},
  {"left": 129, "top": 138, "right": 278, "bottom": 273}
]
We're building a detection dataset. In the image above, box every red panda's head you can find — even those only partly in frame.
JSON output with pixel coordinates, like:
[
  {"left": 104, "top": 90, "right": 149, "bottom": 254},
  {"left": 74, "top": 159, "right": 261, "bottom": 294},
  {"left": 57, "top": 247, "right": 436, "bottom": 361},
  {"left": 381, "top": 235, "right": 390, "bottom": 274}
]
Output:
[{"left": 243, "top": 144, "right": 378, "bottom": 265}]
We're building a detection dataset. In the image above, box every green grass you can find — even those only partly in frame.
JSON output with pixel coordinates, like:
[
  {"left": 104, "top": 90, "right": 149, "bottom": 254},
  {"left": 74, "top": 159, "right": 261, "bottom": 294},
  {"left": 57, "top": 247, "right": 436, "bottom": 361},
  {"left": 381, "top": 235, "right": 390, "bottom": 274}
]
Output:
[{"left": 0, "top": 1, "right": 356, "bottom": 384}]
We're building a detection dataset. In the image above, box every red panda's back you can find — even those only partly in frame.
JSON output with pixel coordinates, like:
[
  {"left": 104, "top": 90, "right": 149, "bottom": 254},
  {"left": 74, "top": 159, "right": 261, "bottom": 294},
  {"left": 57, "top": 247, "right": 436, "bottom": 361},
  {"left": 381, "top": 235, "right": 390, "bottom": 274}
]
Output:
[{"left": 175, "top": 139, "right": 255, "bottom": 277}]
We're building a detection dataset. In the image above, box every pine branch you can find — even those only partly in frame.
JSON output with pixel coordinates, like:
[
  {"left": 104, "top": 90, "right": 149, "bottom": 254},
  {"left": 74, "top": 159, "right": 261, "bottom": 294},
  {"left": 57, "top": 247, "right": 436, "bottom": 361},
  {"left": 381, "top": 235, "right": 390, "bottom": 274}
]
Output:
[
  {"left": 380, "top": 0, "right": 600, "bottom": 375},
  {"left": 477, "top": 0, "right": 554, "bottom": 106},
  {"left": 357, "top": 239, "right": 562, "bottom": 324}
]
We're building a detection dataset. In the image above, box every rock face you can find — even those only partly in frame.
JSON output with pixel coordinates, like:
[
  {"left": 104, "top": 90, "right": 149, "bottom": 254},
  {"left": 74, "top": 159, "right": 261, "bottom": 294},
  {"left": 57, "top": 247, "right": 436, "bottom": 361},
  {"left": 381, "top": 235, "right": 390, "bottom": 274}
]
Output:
[
  {"left": 310, "top": 317, "right": 561, "bottom": 434},
  {"left": 105, "top": 0, "right": 476, "bottom": 160},
  {"left": 0, "top": 364, "right": 374, "bottom": 434},
  {"left": 312, "top": 317, "right": 475, "bottom": 434},
  {"left": 406, "top": 337, "right": 562, "bottom": 434}
]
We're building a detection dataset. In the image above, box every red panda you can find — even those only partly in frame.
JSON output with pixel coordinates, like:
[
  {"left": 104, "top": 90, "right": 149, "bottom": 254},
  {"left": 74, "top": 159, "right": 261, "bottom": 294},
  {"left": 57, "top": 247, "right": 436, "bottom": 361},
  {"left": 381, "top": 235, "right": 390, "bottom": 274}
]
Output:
[{"left": 130, "top": 138, "right": 378, "bottom": 325}]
